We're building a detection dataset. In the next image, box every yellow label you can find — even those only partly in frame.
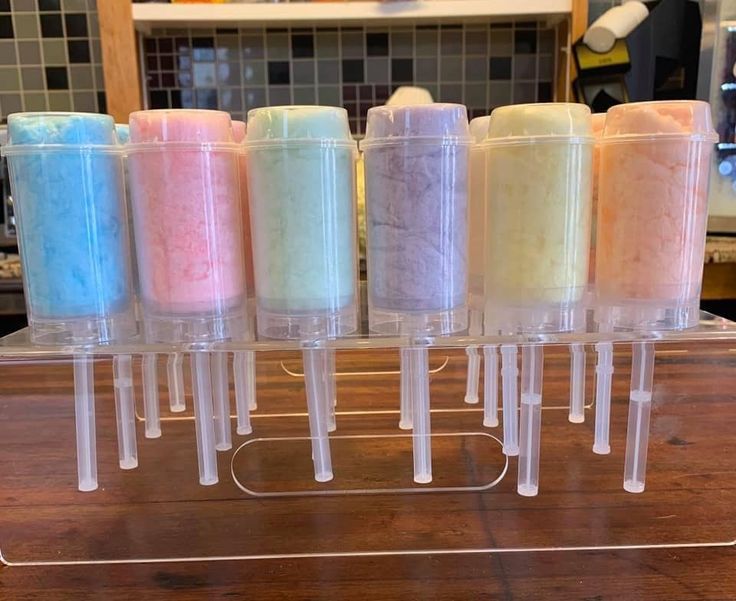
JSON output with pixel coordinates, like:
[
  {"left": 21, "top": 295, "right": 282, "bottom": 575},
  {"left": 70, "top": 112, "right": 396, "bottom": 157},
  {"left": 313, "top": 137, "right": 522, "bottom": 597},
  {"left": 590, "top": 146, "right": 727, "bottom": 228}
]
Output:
[{"left": 576, "top": 40, "right": 630, "bottom": 70}]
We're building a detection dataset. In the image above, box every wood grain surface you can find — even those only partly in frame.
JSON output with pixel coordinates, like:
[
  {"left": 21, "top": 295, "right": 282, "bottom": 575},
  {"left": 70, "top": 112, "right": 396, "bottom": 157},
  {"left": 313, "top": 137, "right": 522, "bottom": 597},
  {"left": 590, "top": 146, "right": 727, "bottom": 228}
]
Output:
[{"left": 0, "top": 344, "right": 734, "bottom": 600}]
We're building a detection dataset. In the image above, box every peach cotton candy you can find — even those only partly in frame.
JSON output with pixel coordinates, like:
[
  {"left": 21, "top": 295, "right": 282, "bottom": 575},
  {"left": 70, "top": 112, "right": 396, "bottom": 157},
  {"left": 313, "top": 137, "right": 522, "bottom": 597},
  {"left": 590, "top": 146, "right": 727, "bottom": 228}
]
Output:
[
  {"left": 232, "top": 120, "right": 255, "bottom": 303},
  {"left": 128, "top": 110, "right": 246, "bottom": 316},
  {"left": 595, "top": 101, "right": 716, "bottom": 328}
]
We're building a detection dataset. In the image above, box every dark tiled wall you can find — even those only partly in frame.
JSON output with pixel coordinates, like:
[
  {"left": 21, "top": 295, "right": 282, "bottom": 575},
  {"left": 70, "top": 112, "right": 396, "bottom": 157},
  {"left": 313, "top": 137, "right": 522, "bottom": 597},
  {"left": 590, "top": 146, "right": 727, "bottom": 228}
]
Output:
[
  {"left": 0, "top": 0, "right": 105, "bottom": 122},
  {"left": 143, "top": 22, "right": 557, "bottom": 136}
]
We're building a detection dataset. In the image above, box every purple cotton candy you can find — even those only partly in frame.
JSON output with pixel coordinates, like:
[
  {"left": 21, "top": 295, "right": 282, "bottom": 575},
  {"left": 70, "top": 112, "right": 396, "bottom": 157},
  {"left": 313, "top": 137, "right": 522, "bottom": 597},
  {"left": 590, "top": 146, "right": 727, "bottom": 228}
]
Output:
[{"left": 363, "top": 104, "right": 470, "bottom": 319}]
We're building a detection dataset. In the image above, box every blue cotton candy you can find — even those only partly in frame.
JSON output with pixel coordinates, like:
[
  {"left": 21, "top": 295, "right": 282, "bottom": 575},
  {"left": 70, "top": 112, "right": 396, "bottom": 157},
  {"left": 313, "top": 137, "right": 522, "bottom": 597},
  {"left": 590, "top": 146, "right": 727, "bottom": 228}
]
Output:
[{"left": 7, "top": 113, "right": 133, "bottom": 320}]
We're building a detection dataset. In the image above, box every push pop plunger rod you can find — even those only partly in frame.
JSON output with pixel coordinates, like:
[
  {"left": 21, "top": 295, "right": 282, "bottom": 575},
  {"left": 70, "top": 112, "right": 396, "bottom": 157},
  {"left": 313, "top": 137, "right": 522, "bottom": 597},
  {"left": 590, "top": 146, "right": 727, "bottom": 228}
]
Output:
[
  {"left": 245, "top": 105, "right": 359, "bottom": 482},
  {"left": 4, "top": 112, "right": 138, "bottom": 491},
  {"left": 127, "top": 109, "right": 251, "bottom": 486},
  {"left": 483, "top": 103, "right": 594, "bottom": 496},
  {"left": 363, "top": 103, "right": 471, "bottom": 484}
]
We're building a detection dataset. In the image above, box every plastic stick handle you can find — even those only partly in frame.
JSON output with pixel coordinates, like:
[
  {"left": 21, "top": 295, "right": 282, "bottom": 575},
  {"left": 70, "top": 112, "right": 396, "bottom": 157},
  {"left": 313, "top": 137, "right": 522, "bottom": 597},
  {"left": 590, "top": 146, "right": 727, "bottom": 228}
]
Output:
[
  {"left": 593, "top": 342, "right": 613, "bottom": 454},
  {"left": 211, "top": 352, "right": 232, "bottom": 452},
  {"left": 518, "top": 345, "right": 544, "bottom": 497},
  {"left": 166, "top": 353, "right": 186, "bottom": 413},
  {"left": 324, "top": 348, "right": 337, "bottom": 433},
  {"left": 112, "top": 354, "right": 138, "bottom": 470},
  {"left": 191, "top": 352, "right": 218, "bottom": 485},
  {"left": 482, "top": 345, "right": 499, "bottom": 427},
  {"left": 73, "top": 355, "right": 98, "bottom": 492},
  {"left": 464, "top": 345, "right": 480, "bottom": 404},
  {"left": 399, "top": 348, "right": 413, "bottom": 430},
  {"left": 142, "top": 353, "right": 161, "bottom": 439},
  {"left": 303, "top": 348, "right": 334, "bottom": 482},
  {"left": 569, "top": 343, "right": 586, "bottom": 424},
  {"left": 500, "top": 345, "right": 519, "bottom": 456},
  {"left": 624, "top": 341, "right": 655, "bottom": 493},
  {"left": 408, "top": 347, "right": 432, "bottom": 484},
  {"left": 233, "top": 350, "right": 255, "bottom": 435}
]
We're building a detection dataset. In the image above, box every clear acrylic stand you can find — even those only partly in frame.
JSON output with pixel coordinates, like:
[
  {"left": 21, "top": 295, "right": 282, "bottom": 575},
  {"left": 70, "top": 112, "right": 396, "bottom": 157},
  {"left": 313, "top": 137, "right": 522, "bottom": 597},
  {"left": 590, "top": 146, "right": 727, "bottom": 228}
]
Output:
[{"left": 1, "top": 312, "right": 735, "bottom": 565}]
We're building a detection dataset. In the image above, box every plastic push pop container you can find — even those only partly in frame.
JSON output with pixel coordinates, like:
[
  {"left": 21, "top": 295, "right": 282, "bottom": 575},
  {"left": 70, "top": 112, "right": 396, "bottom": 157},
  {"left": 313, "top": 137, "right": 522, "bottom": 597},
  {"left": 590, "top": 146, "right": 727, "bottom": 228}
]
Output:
[
  {"left": 483, "top": 103, "right": 593, "bottom": 335},
  {"left": 362, "top": 103, "right": 471, "bottom": 336},
  {"left": 245, "top": 105, "right": 359, "bottom": 482},
  {"left": 594, "top": 101, "right": 717, "bottom": 494},
  {"left": 3, "top": 112, "right": 136, "bottom": 345},
  {"left": 362, "top": 103, "right": 471, "bottom": 484},
  {"left": 245, "top": 106, "right": 358, "bottom": 340},
  {"left": 595, "top": 100, "right": 718, "bottom": 331},
  {"left": 2, "top": 112, "right": 138, "bottom": 493},
  {"left": 481, "top": 103, "right": 593, "bottom": 495},
  {"left": 127, "top": 109, "right": 250, "bottom": 487}
]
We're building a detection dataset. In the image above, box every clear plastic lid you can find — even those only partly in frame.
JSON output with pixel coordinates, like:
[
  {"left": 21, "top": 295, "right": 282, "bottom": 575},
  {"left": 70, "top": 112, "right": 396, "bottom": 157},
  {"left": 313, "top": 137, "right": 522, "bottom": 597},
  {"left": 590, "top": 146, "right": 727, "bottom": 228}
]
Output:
[
  {"left": 469, "top": 115, "right": 490, "bottom": 144},
  {"left": 6, "top": 112, "right": 116, "bottom": 147},
  {"left": 602, "top": 100, "right": 718, "bottom": 141},
  {"left": 361, "top": 103, "right": 472, "bottom": 146},
  {"left": 484, "top": 103, "right": 593, "bottom": 143},
  {"left": 129, "top": 109, "right": 234, "bottom": 144},
  {"left": 245, "top": 106, "right": 353, "bottom": 146}
]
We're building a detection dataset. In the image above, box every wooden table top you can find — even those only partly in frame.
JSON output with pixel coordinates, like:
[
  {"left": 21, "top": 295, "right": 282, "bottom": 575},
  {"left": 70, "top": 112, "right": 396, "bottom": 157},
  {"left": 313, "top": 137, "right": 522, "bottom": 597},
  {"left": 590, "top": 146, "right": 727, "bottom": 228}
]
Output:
[{"left": 1, "top": 344, "right": 734, "bottom": 600}]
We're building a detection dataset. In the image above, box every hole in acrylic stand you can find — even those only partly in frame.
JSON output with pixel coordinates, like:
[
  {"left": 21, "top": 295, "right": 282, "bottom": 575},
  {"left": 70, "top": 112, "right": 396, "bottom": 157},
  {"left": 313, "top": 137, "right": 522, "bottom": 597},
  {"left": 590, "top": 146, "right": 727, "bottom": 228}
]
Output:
[
  {"left": 230, "top": 432, "right": 508, "bottom": 497},
  {"left": 279, "top": 355, "right": 451, "bottom": 377}
]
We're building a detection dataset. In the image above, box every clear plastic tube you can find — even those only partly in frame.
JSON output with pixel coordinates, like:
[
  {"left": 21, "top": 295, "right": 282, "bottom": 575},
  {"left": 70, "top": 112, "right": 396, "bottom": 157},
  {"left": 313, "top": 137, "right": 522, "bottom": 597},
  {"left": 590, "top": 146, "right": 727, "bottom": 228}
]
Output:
[
  {"left": 211, "top": 352, "right": 232, "bottom": 452},
  {"left": 569, "top": 343, "right": 586, "bottom": 423},
  {"left": 518, "top": 345, "right": 543, "bottom": 496},
  {"left": 112, "top": 354, "right": 137, "bottom": 470},
  {"left": 399, "top": 348, "right": 413, "bottom": 430},
  {"left": 409, "top": 347, "right": 432, "bottom": 484},
  {"left": 624, "top": 341, "right": 655, "bottom": 493},
  {"left": 303, "top": 348, "right": 333, "bottom": 483},
  {"left": 166, "top": 353, "right": 185, "bottom": 413},
  {"left": 3, "top": 113, "right": 136, "bottom": 346},
  {"left": 325, "top": 349, "right": 337, "bottom": 433},
  {"left": 500, "top": 344, "right": 519, "bottom": 456},
  {"left": 191, "top": 352, "right": 218, "bottom": 486},
  {"left": 233, "top": 350, "right": 254, "bottom": 435},
  {"left": 142, "top": 353, "right": 161, "bottom": 439},
  {"left": 464, "top": 345, "right": 480, "bottom": 404},
  {"left": 73, "top": 355, "right": 98, "bottom": 492},
  {"left": 593, "top": 342, "right": 613, "bottom": 454},
  {"left": 482, "top": 345, "right": 499, "bottom": 428},
  {"left": 595, "top": 101, "right": 717, "bottom": 330}
]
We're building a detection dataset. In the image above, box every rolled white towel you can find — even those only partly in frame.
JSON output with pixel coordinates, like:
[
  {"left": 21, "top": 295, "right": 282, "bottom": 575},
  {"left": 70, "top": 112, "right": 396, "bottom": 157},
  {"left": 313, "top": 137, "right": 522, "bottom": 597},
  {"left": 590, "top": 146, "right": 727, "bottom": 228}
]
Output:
[
  {"left": 583, "top": 1, "right": 649, "bottom": 54},
  {"left": 386, "top": 86, "right": 434, "bottom": 106}
]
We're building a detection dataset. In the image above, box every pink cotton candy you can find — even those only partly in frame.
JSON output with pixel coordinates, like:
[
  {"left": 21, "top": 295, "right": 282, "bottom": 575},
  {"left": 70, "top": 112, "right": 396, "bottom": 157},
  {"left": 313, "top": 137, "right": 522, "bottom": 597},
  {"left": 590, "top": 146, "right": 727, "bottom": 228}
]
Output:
[{"left": 128, "top": 110, "right": 245, "bottom": 315}]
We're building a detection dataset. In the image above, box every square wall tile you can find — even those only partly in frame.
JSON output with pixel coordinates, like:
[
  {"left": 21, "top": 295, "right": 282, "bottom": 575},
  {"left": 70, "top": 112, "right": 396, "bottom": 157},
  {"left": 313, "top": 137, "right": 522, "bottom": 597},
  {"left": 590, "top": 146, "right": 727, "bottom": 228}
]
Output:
[
  {"left": 243, "top": 60, "right": 265, "bottom": 84},
  {"left": 17, "top": 40, "right": 40, "bottom": 63},
  {"left": 315, "top": 31, "right": 338, "bottom": 58},
  {"left": 341, "top": 32, "right": 364, "bottom": 59},
  {"left": 317, "top": 59, "right": 339, "bottom": 84},
  {"left": 366, "top": 57, "right": 388, "bottom": 84},
  {"left": 23, "top": 91, "right": 46, "bottom": 111},
  {"left": 293, "top": 86, "right": 316, "bottom": 104},
  {"left": 0, "top": 67, "right": 19, "bottom": 91},
  {"left": 317, "top": 85, "right": 340, "bottom": 106}
]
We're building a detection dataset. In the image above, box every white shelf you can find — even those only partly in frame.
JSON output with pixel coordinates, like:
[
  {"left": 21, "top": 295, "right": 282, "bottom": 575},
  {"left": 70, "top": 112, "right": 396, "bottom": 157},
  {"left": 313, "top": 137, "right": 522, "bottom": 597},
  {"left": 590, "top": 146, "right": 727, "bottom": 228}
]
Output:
[{"left": 132, "top": 0, "right": 571, "bottom": 33}]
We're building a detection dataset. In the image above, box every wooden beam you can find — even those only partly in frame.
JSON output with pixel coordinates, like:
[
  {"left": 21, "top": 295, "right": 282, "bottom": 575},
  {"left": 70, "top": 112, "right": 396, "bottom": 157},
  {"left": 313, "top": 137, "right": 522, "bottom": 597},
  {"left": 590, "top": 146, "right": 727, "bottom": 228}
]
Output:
[
  {"left": 554, "top": 0, "right": 588, "bottom": 102},
  {"left": 97, "top": 0, "right": 142, "bottom": 123}
]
